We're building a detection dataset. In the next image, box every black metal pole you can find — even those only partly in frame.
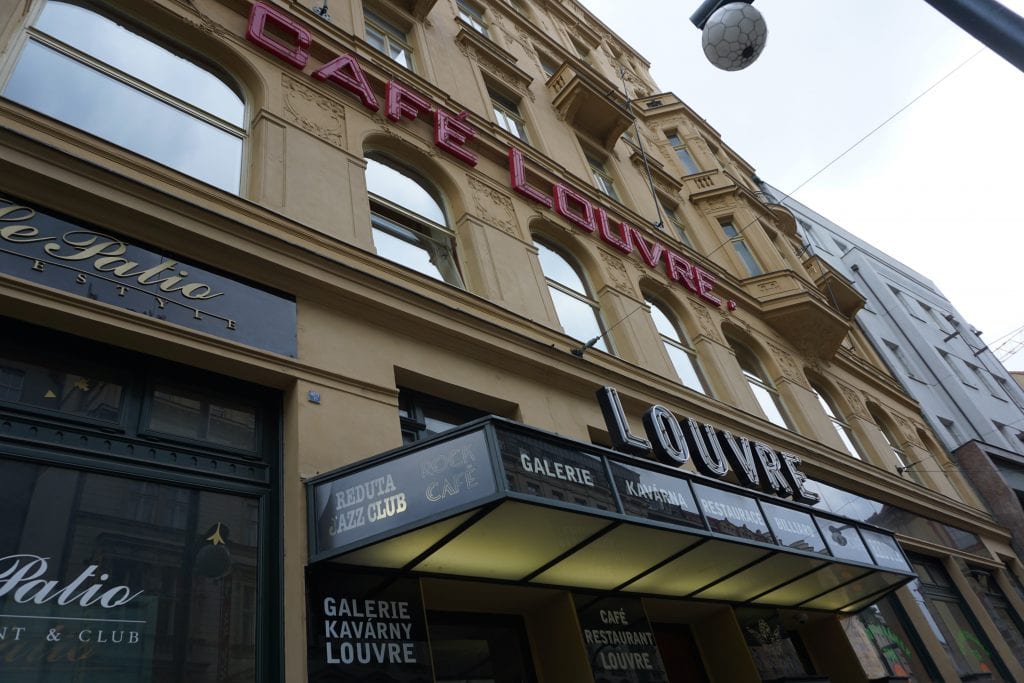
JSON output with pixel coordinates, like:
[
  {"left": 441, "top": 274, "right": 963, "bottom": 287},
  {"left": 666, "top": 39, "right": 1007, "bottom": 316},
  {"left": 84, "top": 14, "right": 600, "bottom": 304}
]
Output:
[{"left": 920, "top": 0, "right": 1024, "bottom": 72}]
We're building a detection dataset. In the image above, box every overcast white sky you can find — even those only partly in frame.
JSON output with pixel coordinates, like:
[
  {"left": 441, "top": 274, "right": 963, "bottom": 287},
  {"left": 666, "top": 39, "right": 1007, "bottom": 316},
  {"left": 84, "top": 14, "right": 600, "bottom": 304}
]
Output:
[{"left": 580, "top": 0, "right": 1024, "bottom": 370}]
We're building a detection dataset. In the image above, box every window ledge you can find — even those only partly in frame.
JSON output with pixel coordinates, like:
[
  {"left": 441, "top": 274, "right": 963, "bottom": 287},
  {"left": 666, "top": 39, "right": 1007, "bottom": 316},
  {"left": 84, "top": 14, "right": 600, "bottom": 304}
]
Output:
[{"left": 454, "top": 23, "right": 533, "bottom": 95}]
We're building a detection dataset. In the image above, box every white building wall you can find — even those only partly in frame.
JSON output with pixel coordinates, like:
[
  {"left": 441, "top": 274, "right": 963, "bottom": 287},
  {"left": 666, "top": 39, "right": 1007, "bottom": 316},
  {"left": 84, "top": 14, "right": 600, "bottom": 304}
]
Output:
[{"left": 761, "top": 183, "right": 1024, "bottom": 460}]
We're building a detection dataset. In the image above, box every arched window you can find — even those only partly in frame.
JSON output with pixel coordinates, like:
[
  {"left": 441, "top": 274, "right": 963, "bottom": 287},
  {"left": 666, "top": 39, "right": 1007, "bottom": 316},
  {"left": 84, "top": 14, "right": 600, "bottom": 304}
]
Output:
[
  {"left": 869, "top": 405, "right": 920, "bottom": 482},
  {"left": 365, "top": 156, "right": 463, "bottom": 287},
  {"left": 732, "top": 342, "right": 789, "bottom": 429},
  {"left": 535, "top": 240, "right": 607, "bottom": 352},
  {"left": 811, "top": 384, "right": 863, "bottom": 459},
  {"left": 647, "top": 298, "right": 706, "bottom": 394},
  {"left": 3, "top": 1, "right": 245, "bottom": 192}
]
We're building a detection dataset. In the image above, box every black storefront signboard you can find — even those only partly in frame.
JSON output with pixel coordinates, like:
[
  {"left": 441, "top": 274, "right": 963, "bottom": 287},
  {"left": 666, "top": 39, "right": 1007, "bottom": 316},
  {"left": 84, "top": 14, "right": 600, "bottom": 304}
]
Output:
[
  {"left": 861, "top": 530, "right": 911, "bottom": 571},
  {"left": 0, "top": 195, "right": 297, "bottom": 356},
  {"left": 610, "top": 460, "right": 704, "bottom": 529},
  {"left": 816, "top": 515, "right": 874, "bottom": 565},
  {"left": 311, "top": 430, "right": 496, "bottom": 558},
  {"left": 498, "top": 428, "right": 617, "bottom": 510},
  {"left": 762, "top": 501, "right": 828, "bottom": 555},
  {"left": 574, "top": 594, "right": 669, "bottom": 683},
  {"left": 306, "top": 565, "right": 432, "bottom": 682},
  {"left": 692, "top": 482, "right": 774, "bottom": 544}
]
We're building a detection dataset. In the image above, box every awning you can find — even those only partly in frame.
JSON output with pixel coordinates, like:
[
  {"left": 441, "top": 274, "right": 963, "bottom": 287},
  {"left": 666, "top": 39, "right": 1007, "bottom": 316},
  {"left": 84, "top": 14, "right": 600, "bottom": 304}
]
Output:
[{"left": 307, "top": 417, "right": 914, "bottom": 613}]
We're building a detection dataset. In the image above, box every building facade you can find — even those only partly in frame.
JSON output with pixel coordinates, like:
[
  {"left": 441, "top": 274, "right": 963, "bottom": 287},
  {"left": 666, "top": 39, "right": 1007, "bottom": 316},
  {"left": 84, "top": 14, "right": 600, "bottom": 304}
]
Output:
[
  {"left": 761, "top": 183, "right": 1024, "bottom": 565},
  {"left": 0, "top": 1, "right": 1021, "bottom": 681}
]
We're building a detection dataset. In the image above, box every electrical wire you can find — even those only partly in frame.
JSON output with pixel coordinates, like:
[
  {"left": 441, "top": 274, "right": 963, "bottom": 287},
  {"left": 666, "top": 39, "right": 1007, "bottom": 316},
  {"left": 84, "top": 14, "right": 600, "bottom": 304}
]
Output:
[{"left": 703, "top": 47, "right": 985, "bottom": 262}]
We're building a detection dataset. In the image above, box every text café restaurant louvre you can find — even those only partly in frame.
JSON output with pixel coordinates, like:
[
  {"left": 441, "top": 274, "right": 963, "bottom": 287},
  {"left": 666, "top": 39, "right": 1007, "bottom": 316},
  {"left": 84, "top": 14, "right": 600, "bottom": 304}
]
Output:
[{"left": 0, "top": 1, "right": 1021, "bottom": 682}]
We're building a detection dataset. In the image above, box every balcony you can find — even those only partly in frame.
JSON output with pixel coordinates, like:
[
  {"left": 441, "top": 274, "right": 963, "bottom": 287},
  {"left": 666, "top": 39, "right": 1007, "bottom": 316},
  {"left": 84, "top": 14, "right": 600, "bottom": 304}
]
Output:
[
  {"left": 548, "top": 61, "right": 633, "bottom": 150},
  {"left": 803, "top": 255, "right": 865, "bottom": 318},
  {"left": 745, "top": 271, "right": 853, "bottom": 360},
  {"left": 681, "top": 168, "right": 736, "bottom": 203}
]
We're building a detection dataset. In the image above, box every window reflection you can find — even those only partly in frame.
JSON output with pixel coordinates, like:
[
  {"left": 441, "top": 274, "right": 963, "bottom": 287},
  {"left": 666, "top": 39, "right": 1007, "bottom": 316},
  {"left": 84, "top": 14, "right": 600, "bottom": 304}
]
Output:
[
  {"left": 0, "top": 458, "right": 260, "bottom": 682},
  {"left": 535, "top": 240, "right": 607, "bottom": 352},
  {"left": 147, "top": 384, "right": 257, "bottom": 453},
  {"left": 731, "top": 342, "right": 789, "bottom": 429},
  {"left": 0, "top": 357, "right": 122, "bottom": 422},
  {"left": 3, "top": 1, "right": 244, "bottom": 192},
  {"left": 647, "top": 298, "right": 706, "bottom": 394},
  {"left": 365, "top": 156, "right": 463, "bottom": 287}
]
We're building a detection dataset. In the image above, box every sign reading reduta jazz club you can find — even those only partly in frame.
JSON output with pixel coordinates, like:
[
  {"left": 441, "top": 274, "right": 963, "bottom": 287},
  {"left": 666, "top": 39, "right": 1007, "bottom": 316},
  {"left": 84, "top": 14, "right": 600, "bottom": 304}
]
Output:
[{"left": 245, "top": 3, "right": 736, "bottom": 311}]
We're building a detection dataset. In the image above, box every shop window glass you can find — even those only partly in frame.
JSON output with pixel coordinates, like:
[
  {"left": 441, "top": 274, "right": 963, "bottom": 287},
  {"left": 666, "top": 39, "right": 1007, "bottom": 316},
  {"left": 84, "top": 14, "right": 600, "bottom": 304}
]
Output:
[
  {"left": 428, "top": 612, "right": 537, "bottom": 683},
  {"left": 364, "top": 8, "right": 414, "bottom": 70},
  {"left": 399, "top": 389, "right": 486, "bottom": 444},
  {"left": 967, "top": 568, "right": 1024, "bottom": 658},
  {"left": 732, "top": 342, "right": 790, "bottom": 429},
  {"left": 846, "top": 594, "right": 939, "bottom": 681},
  {"left": 366, "top": 156, "right": 464, "bottom": 287},
  {"left": 737, "top": 609, "right": 815, "bottom": 681},
  {"left": 535, "top": 240, "right": 607, "bottom": 352},
  {"left": 146, "top": 384, "right": 257, "bottom": 453},
  {"left": 908, "top": 557, "right": 1009, "bottom": 681},
  {"left": 0, "top": 356, "right": 123, "bottom": 422},
  {"left": 3, "top": 1, "right": 245, "bottom": 192},
  {"left": 0, "top": 457, "right": 260, "bottom": 682},
  {"left": 647, "top": 298, "right": 707, "bottom": 394}
]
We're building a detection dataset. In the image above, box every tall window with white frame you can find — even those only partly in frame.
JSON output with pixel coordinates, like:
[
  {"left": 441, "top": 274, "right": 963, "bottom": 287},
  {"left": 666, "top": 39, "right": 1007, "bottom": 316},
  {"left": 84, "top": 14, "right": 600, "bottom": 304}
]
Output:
[
  {"left": 456, "top": 0, "right": 488, "bottom": 36},
  {"left": 811, "top": 384, "right": 864, "bottom": 459},
  {"left": 732, "top": 342, "right": 790, "bottom": 429},
  {"left": 870, "top": 406, "right": 921, "bottom": 483},
  {"left": 647, "top": 299, "right": 707, "bottom": 394},
  {"left": 661, "top": 202, "right": 692, "bottom": 246},
  {"left": 365, "top": 155, "right": 464, "bottom": 287},
  {"left": 666, "top": 131, "right": 701, "bottom": 175},
  {"left": 2, "top": 0, "right": 245, "bottom": 192},
  {"left": 586, "top": 151, "right": 619, "bottom": 201},
  {"left": 488, "top": 87, "right": 528, "bottom": 142},
  {"left": 535, "top": 240, "right": 608, "bottom": 352},
  {"left": 720, "top": 220, "right": 763, "bottom": 276},
  {"left": 364, "top": 8, "right": 414, "bottom": 70}
]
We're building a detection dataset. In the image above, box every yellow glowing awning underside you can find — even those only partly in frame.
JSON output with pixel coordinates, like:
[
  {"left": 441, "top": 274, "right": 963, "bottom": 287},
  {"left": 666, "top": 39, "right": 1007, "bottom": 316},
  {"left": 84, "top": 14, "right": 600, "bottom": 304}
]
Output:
[{"left": 307, "top": 418, "right": 914, "bottom": 614}]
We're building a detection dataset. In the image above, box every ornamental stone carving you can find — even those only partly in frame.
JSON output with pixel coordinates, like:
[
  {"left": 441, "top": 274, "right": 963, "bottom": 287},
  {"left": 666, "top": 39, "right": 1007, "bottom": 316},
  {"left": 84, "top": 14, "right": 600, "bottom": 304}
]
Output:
[
  {"left": 468, "top": 175, "right": 518, "bottom": 236},
  {"left": 282, "top": 74, "right": 346, "bottom": 149},
  {"left": 693, "top": 304, "right": 721, "bottom": 342},
  {"left": 837, "top": 381, "right": 867, "bottom": 417},
  {"left": 768, "top": 342, "right": 801, "bottom": 385},
  {"left": 599, "top": 250, "right": 632, "bottom": 293}
]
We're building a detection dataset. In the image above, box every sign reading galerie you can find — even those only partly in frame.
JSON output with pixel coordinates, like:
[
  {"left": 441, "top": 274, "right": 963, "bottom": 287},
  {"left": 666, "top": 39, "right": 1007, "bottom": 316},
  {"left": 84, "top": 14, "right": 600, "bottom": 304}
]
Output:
[
  {"left": 0, "top": 195, "right": 297, "bottom": 356},
  {"left": 244, "top": 3, "right": 737, "bottom": 311}
]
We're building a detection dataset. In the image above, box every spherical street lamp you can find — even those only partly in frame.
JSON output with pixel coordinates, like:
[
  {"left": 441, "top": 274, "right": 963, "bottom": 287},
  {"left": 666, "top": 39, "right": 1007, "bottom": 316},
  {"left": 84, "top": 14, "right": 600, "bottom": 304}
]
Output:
[{"left": 691, "top": 0, "right": 767, "bottom": 71}]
